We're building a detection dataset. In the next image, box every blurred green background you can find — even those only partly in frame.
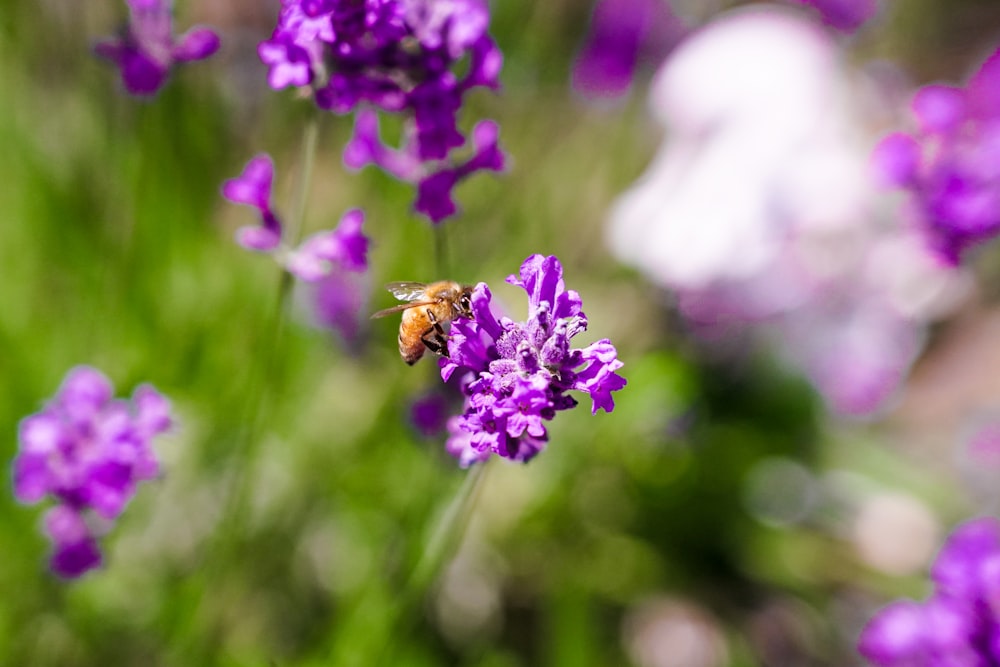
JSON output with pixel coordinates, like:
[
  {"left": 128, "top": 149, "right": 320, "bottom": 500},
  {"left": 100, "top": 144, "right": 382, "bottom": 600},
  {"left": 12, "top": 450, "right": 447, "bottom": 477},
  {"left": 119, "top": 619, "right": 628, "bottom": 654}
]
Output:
[{"left": 1, "top": 1, "right": 999, "bottom": 665}]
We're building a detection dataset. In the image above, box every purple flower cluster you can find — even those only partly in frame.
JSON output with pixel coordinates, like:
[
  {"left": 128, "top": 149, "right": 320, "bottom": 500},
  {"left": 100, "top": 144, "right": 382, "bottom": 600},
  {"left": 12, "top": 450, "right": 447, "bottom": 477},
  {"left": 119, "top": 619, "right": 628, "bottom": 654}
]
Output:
[
  {"left": 258, "top": 0, "right": 505, "bottom": 223},
  {"left": 872, "top": 47, "right": 1000, "bottom": 264},
  {"left": 94, "top": 0, "right": 220, "bottom": 97},
  {"left": 440, "top": 255, "right": 626, "bottom": 466},
  {"left": 222, "top": 153, "right": 370, "bottom": 283},
  {"left": 858, "top": 517, "right": 1000, "bottom": 665},
  {"left": 12, "top": 367, "right": 171, "bottom": 578}
]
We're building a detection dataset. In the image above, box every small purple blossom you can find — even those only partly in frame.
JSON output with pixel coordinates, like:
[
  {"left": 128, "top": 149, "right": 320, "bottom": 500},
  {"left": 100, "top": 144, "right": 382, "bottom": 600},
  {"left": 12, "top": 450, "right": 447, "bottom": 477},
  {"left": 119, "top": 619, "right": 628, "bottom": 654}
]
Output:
[
  {"left": 858, "top": 517, "right": 1000, "bottom": 665},
  {"left": 221, "top": 155, "right": 371, "bottom": 281},
  {"left": 258, "top": 0, "right": 505, "bottom": 223},
  {"left": 440, "top": 255, "right": 626, "bottom": 466},
  {"left": 285, "top": 209, "right": 370, "bottom": 282},
  {"left": 222, "top": 154, "right": 284, "bottom": 252},
  {"left": 94, "top": 0, "right": 220, "bottom": 97},
  {"left": 12, "top": 366, "right": 172, "bottom": 578},
  {"left": 872, "top": 46, "right": 1000, "bottom": 264}
]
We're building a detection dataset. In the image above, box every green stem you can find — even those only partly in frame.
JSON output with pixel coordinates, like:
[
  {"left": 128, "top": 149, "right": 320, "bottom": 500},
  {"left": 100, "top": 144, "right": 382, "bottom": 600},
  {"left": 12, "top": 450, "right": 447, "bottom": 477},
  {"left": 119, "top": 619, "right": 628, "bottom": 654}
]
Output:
[
  {"left": 377, "top": 461, "right": 490, "bottom": 663},
  {"left": 288, "top": 117, "right": 320, "bottom": 247},
  {"left": 433, "top": 222, "right": 449, "bottom": 278},
  {"left": 181, "top": 117, "right": 321, "bottom": 662}
]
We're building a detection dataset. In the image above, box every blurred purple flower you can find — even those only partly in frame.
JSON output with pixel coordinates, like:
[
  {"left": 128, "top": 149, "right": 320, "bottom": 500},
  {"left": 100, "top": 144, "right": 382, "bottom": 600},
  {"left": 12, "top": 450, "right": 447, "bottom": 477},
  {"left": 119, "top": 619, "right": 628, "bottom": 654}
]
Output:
[
  {"left": 410, "top": 392, "right": 450, "bottom": 438},
  {"left": 790, "top": 0, "right": 878, "bottom": 32},
  {"left": 308, "top": 266, "right": 368, "bottom": 346},
  {"left": 222, "top": 154, "right": 284, "bottom": 252},
  {"left": 285, "top": 209, "right": 370, "bottom": 282},
  {"left": 12, "top": 366, "right": 172, "bottom": 578},
  {"left": 259, "top": 0, "right": 505, "bottom": 223},
  {"left": 440, "top": 255, "right": 626, "bottom": 466},
  {"left": 94, "top": 0, "right": 220, "bottom": 97},
  {"left": 872, "top": 47, "right": 1000, "bottom": 264},
  {"left": 858, "top": 517, "right": 1000, "bottom": 665},
  {"left": 572, "top": 0, "right": 685, "bottom": 100},
  {"left": 221, "top": 157, "right": 371, "bottom": 283},
  {"left": 414, "top": 121, "right": 505, "bottom": 223}
]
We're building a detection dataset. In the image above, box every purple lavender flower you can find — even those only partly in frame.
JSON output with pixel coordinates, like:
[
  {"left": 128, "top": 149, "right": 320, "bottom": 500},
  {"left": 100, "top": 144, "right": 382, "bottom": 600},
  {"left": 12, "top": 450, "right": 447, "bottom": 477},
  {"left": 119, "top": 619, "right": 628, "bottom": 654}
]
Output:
[
  {"left": 872, "top": 46, "right": 1000, "bottom": 264},
  {"left": 440, "top": 255, "right": 626, "bottom": 465},
  {"left": 94, "top": 0, "right": 220, "bottom": 97},
  {"left": 858, "top": 517, "right": 1000, "bottom": 665},
  {"left": 222, "top": 154, "right": 284, "bottom": 252},
  {"left": 221, "top": 155, "right": 371, "bottom": 281},
  {"left": 12, "top": 366, "right": 172, "bottom": 578},
  {"left": 285, "top": 209, "right": 370, "bottom": 282},
  {"left": 572, "top": 0, "right": 684, "bottom": 100},
  {"left": 258, "top": 0, "right": 505, "bottom": 223}
]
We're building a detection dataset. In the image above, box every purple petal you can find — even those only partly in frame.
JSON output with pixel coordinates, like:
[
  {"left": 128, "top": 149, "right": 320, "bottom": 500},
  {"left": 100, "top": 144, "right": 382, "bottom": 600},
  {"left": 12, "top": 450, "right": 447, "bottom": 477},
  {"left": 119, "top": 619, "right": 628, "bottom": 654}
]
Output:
[
  {"left": 172, "top": 27, "right": 221, "bottom": 62},
  {"left": 572, "top": 339, "right": 627, "bottom": 414},
  {"left": 857, "top": 600, "right": 927, "bottom": 665},
  {"left": 236, "top": 225, "right": 282, "bottom": 252},
  {"left": 967, "top": 47, "right": 1000, "bottom": 120},
  {"left": 57, "top": 366, "right": 114, "bottom": 421},
  {"left": 120, "top": 50, "right": 170, "bottom": 96},
  {"left": 133, "top": 385, "right": 172, "bottom": 438},
  {"left": 571, "top": 0, "right": 656, "bottom": 99},
  {"left": 222, "top": 154, "right": 274, "bottom": 210},
  {"left": 343, "top": 111, "right": 423, "bottom": 180},
  {"left": 871, "top": 132, "right": 921, "bottom": 188},
  {"left": 311, "top": 268, "right": 366, "bottom": 344},
  {"left": 13, "top": 451, "right": 54, "bottom": 504},
  {"left": 912, "top": 85, "right": 966, "bottom": 135},
  {"left": 44, "top": 506, "right": 103, "bottom": 578},
  {"left": 258, "top": 35, "right": 314, "bottom": 89},
  {"left": 84, "top": 461, "right": 135, "bottom": 520},
  {"left": 331, "top": 209, "right": 369, "bottom": 272},
  {"left": 932, "top": 517, "right": 1000, "bottom": 597},
  {"left": 415, "top": 170, "right": 459, "bottom": 223}
]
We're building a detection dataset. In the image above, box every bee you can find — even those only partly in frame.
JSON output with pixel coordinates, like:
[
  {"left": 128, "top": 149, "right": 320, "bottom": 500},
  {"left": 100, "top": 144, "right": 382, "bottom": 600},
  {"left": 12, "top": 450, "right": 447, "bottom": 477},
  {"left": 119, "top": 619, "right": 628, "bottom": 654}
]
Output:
[{"left": 370, "top": 281, "right": 474, "bottom": 365}]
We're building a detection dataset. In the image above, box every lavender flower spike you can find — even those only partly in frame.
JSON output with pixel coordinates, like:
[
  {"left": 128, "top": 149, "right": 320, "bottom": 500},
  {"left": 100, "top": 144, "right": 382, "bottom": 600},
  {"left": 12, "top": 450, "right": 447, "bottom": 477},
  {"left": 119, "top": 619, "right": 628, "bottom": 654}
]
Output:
[
  {"left": 12, "top": 366, "right": 172, "bottom": 578},
  {"left": 440, "top": 255, "right": 626, "bottom": 465},
  {"left": 94, "top": 0, "right": 220, "bottom": 97},
  {"left": 858, "top": 516, "right": 1000, "bottom": 665},
  {"left": 260, "top": 0, "right": 505, "bottom": 224}
]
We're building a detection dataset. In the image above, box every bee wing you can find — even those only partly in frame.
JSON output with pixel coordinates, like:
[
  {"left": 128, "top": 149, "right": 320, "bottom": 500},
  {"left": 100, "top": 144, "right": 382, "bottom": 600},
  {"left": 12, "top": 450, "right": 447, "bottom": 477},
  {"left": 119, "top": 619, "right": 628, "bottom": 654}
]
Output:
[
  {"left": 370, "top": 300, "right": 436, "bottom": 319},
  {"left": 385, "top": 282, "right": 429, "bottom": 302}
]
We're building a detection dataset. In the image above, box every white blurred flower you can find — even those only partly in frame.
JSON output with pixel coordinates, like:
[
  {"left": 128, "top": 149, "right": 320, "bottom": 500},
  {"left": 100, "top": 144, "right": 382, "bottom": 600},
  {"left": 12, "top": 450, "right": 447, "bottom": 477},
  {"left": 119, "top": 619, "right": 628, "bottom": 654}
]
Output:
[{"left": 608, "top": 5, "right": 970, "bottom": 415}]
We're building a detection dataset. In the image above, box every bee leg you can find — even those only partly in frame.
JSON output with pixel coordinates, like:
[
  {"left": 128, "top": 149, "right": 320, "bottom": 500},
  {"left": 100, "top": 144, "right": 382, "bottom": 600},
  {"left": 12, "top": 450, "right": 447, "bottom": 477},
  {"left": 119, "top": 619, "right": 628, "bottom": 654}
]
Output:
[{"left": 421, "top": 323, "right": 450, "bottom": 357}]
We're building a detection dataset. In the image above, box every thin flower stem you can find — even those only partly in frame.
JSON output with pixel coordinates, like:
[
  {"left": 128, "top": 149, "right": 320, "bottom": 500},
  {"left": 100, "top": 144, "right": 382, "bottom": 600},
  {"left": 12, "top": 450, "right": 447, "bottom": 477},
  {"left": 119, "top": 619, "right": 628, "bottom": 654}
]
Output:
[
  {"left": 407, "top": 460, "right": 488, "bottom": 594},
  {"left": 179, "top": 118, "right": 321, "bottom": 663},
  {"left": 288, "top": 116, "right": 320, "bottom": 247},
  {"left": 218, "top": 116, "right": 320, "bottom": 533},
  {"left": 373, "top": 461, "right": 490, "bottom": 663},
  {"left": 434, "top": 222, "right": 449, "bottom": 278}
]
